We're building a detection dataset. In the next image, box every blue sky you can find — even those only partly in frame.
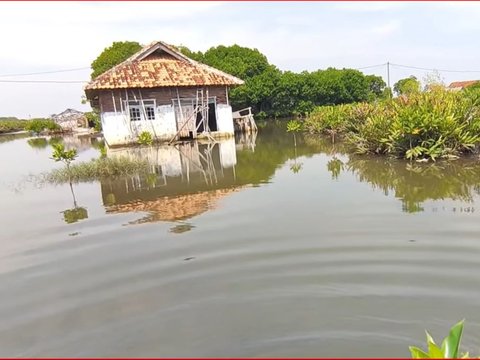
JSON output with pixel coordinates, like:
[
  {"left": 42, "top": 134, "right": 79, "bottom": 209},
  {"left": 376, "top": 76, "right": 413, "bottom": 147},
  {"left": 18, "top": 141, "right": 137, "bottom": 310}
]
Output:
[{"left": 2, "top": 1, "right": 480, "bottom": 118}]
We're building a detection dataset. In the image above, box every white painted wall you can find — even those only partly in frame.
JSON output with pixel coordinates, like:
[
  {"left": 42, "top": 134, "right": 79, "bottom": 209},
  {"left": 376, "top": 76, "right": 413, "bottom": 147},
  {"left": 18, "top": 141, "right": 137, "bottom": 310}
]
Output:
[
  {"left": 102, "top": 111, "right": 132, "bottom": 146},
  {"left": 101, "top": 103, "right": 234, "bottom": 146},
  {"left": 216, "top": 104, "right": 234, "bottom": 134},
  {"left": 102, "top": 105, "right": 178, "bottom": 146}
]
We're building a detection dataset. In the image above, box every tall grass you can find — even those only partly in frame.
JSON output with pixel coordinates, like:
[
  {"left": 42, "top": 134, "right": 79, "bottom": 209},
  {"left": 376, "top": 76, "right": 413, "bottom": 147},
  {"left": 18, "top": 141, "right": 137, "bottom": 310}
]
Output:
[
  {"left": 46, "top": 156, "right": 150, "bottom": 183},
  {"left": 303, "top": 88, "right": 480, "bottom": 160}
]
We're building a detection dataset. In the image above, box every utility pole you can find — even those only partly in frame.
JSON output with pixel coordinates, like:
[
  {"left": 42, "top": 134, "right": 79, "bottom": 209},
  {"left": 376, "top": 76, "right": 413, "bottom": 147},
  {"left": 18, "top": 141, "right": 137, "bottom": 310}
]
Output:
[
  {"left": 387, "top": 61, "right": 391, "bottom": 89},
  {"left": 386, "top": 61, "right": 392, "bottom": 98}
]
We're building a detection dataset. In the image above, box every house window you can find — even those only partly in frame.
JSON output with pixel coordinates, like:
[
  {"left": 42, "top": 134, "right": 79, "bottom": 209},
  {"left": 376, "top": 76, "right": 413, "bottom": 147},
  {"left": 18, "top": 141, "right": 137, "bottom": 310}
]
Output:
[
  {"left": 126, "top": 99, "right": 156, "bottom": 121},
  {"left": 129, "top": 107, "right": 141, "bottom": 121},
  {"left": 146, "top": 106, "right": 155, "bottom": 120}
]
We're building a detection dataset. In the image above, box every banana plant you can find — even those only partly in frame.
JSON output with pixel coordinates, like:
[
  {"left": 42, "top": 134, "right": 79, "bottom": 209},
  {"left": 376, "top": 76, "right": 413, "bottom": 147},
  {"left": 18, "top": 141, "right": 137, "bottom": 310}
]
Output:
[{"left": 410, "top": 320, "right": 466, "bottom": 358}]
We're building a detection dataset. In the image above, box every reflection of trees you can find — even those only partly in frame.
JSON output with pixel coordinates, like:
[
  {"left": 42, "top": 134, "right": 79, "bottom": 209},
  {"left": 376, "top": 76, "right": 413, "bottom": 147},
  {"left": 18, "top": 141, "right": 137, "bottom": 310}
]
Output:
[
  {"left": 169, "top": 223, "right": 195, "bottom": 234},
  {"left": 235, "top": 125, "right": 326, "bottom": 182},
  {"left": 327, "top": 158, "right": 344, "bottom": 180},
  {"left": 61, "top": 182, "right": 88, "bottom": 224},
  {"left": 62, "top": 206, "right": 88, "bottom": 224},
  {"left": 289, "top": 132, "right": 303, "bottom": 174},
  {"left": 346, "top": 157, "right": 480, "bottom": 213},
  {"left": 27, "top": 137, "right": 48, "bottom": 149},
  {"left": 27, "top": 136, "right": 63, "bottom": 149}
]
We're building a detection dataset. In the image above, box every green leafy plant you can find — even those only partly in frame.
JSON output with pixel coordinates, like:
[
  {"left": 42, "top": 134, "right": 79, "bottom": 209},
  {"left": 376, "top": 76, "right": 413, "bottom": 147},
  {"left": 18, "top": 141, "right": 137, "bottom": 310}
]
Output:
[
  {"left": 410, "top": 320, "right": 466, "bottom": 358},
  {"left": 138, "top": 131, "right": 153, "bottom": 145},
  {"left": 286, "top": 119, "right": 303, "bottom": 133},
  {"left": 51, "top": 143, "right": 78, "bottom": 166},
  {"left": 85, "top": 111, "right": 101, "bottom": 131}
]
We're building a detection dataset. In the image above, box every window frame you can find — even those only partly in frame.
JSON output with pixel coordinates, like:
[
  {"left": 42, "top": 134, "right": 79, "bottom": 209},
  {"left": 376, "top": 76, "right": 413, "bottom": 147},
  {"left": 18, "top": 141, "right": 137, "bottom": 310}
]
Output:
[{"left": 126, "top": 99, "right": 156, "bottom": 121}]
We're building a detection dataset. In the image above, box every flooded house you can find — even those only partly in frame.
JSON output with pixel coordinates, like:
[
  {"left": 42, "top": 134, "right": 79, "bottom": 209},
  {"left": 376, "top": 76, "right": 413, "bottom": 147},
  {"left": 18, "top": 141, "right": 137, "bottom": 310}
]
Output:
[
  {"left": 51, "top": 108, "right": 88, "bottom": 131},
  {"left": 84, "top": 41, "right": 248, "bottom": 146}
]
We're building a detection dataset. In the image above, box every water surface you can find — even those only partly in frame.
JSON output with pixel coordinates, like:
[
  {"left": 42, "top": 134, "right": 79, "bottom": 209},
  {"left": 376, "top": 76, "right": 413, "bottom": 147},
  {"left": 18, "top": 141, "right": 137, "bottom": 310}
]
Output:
[{"left": 1, "top": 126, "right": 480, "bottom": 357}]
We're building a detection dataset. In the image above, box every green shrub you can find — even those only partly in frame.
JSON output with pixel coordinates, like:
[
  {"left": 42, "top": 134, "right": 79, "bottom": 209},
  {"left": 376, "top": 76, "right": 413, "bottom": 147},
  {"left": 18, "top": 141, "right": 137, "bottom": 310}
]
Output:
[
  {"left": 0, "top": 119, "right": 29, "bottom": 133},
  {"left": 85, "top": 111, "right": 101, "bottom": 131},
  {"left": 286, "top": 119, "right": 302, "bottom": 133},
  {"left": 25, "top": 118, "right": 61, "bottom": 134},
  {"left": 304, "top": 88, "right": 480, "bottom": 160},
  {"left": 138, "top": 131, "right": 153, "bottom": 145}
]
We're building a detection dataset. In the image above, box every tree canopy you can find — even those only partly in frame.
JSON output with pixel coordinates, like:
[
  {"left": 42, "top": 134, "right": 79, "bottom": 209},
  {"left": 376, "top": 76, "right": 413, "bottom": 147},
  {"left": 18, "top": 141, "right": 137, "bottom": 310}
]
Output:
[
  {"left": 90, "top": 41, "right": 142, "bottom": 79},
  {"left": 177, "top": 44, "right": 388, "bottom": 118},
  {"left": 393, "top": 76, "right": 421, "bottom": 96}
]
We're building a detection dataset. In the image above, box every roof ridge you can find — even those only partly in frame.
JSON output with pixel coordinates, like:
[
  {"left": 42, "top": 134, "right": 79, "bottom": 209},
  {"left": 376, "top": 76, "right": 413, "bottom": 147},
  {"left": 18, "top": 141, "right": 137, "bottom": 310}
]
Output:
[{"left": 85, "top": 40, "right": 244, "bottom": 92}]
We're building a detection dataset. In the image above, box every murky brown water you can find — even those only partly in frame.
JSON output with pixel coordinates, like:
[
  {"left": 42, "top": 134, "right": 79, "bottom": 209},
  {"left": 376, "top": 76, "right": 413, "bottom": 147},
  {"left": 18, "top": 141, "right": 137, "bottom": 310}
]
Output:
[{"left": 1, "top": 124, "right": 480, "bottom": 357}]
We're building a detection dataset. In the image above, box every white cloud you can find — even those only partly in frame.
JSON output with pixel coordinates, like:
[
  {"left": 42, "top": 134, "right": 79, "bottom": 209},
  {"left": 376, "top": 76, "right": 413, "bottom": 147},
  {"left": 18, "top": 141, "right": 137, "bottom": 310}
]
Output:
[
  {"left": 0, "top": 2, "right": 224, "bottom": 67},
  {"left": 334, "top": 2, "right": 407, "bottom": 12},
  {"left": 371, "top": 20, "right": 401, "bottom": 36}
]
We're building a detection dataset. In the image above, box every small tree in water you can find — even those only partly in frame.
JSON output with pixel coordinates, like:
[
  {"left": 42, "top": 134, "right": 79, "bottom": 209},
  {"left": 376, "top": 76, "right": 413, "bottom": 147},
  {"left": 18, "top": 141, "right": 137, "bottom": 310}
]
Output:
[
  {"left": 286, "top": 120, "right": 303, "bottom": 174},
  {"left": 50, "top": 143, "right": 87, "bottom": 223},
  {"left": 51, "top": 143, "right": 78, "bottom": 182}
]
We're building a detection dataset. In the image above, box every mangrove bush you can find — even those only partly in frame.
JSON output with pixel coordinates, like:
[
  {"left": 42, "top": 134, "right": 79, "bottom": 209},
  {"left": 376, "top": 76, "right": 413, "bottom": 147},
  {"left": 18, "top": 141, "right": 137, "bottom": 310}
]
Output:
[
  {"left": 304, "top": 87, "right": 480, "bottom": 160},
  {"left": 25, "top": 118, "right": 61, "bottom": 134}
]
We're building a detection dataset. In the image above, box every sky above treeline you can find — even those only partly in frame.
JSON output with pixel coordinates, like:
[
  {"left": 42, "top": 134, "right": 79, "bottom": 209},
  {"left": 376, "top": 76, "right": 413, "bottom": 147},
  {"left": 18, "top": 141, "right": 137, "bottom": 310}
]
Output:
[{"left": 2, "top": 1, "right": 480, "bottom": 119}]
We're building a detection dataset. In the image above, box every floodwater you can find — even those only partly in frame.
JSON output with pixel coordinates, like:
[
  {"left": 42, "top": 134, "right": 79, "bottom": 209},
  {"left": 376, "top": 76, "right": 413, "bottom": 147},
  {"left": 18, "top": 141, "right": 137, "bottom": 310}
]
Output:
[{"left": 1, "top": 124, "right": 480, "bottom": 357}]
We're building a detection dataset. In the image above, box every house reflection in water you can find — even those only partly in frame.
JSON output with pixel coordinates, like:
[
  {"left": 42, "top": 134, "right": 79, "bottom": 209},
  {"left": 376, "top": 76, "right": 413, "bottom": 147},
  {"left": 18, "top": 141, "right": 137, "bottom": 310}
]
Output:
[{"left": 100, "top": 137, "right": 248, "bottom": 227}]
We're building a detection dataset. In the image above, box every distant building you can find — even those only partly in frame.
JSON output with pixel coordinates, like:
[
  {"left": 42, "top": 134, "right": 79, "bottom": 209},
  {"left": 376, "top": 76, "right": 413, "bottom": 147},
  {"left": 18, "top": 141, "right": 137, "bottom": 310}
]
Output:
[
  {"left": 447, "top": 80, "right": 480, "bottom": 91},
  {"left": 84, "top": 41, "right": 246, "bottom": 146},
  {"left": 51, "top": 108, "right": 88, "bottom": 131}
]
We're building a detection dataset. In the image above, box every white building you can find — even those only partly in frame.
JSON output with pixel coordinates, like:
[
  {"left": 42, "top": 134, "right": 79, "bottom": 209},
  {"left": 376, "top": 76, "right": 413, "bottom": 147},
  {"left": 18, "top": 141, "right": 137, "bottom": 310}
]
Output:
[{"left": 84, "top": 41, "right": 245, "bottom": 146}]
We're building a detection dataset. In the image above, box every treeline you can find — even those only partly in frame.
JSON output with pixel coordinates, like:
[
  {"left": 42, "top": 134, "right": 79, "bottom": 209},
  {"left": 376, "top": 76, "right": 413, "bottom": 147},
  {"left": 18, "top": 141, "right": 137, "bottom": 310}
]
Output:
[
  {"left": 178, "top": 45, "right": 388, "bottom": 118},
  {"left": 90, "top": 42, "right": 389, "bottom": 119},
  {"left": 0, "top": 118, "right": 60, "bottom": 134}
]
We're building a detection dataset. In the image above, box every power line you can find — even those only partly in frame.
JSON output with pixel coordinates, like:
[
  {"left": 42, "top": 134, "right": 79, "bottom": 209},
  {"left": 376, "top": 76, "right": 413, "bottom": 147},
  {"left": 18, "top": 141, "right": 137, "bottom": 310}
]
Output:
[
  {"left": 0, "top": 80, "right": 87, "bottom": 83},
  {"left": 355, "top": 63, "right": 387, "bottom": 70},
  {"left": 0, "top": 67, "right": 90, "bottom": 78},
  {"left": 390, "top": 63, "right": 480, "bottom": 73}
]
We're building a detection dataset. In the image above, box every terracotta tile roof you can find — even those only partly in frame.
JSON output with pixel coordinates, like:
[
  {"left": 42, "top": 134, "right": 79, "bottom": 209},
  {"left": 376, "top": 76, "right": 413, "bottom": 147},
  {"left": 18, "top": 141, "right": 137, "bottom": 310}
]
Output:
[
  {"left": 85, "top": 41, "right": 244, "bottom": 92},
  {"left": 448, "top": 80, "right": 480, "bottom": 89}
]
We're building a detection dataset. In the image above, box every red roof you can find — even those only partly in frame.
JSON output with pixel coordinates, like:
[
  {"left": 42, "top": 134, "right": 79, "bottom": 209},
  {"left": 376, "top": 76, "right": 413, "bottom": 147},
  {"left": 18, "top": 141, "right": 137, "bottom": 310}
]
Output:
[
  {"left": 448, "top": 80, "right": 480, "bottom": 89},
  {"left": 85, "top": 41, "right": 244, "bottom": 94}
]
